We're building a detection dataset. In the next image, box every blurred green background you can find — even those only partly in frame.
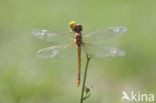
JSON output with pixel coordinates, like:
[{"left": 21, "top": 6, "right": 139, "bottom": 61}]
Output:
[{"left": 0, "top": 0, "right": 156, "bottom": 103}]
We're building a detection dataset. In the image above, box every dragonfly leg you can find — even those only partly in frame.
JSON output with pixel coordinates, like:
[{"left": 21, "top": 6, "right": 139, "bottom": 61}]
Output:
[{"left": 71, "top": 43, "right": 76, "bottom": 46}]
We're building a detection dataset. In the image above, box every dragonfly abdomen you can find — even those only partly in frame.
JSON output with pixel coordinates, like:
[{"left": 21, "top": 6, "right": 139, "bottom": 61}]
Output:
[{"left": 74, "top": 33, "right": 82, "bottom": 87}]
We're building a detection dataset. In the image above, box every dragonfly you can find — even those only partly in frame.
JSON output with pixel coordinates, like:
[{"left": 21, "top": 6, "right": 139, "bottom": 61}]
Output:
[{"left": 32, "top": 21, "right": 127, "bottom": 87}]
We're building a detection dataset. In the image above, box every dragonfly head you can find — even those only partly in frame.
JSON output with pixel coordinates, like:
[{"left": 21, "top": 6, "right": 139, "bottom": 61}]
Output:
[
  {"left": 69, "top": 21, "right": 76, "bottom": 28},
  {"left": 73, "top": 24, "right": 83, "bottom": 33},
  {"left": 69, "top": 21, "right": 83, "bottom": 33}
]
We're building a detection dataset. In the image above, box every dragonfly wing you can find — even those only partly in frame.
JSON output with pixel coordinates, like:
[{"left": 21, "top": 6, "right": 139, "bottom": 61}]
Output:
[
  {"left": 32, "top": 29, "right": 73, "bottom": 45},
  {"left": 37, "top": 45, "right": 75, "bottom": 59},
  {"left": 82, "top": 43, "right": 125, "bottom": 58},
  {"left": 83, "top": 26, "right": 127, "bottom": 44}
]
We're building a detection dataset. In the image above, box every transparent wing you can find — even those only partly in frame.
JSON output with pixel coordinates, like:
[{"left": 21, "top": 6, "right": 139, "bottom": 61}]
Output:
[
  {"left": 82, "top": 26, "right": 127, "bottom": 58},
  {"left": 83, "top": 26, "right": 127, "bottom": 44},
  {"left": 37, "top": 45, "right": 75, "bottom": 59},
  {"left": 82, "top": 43, "right": 125, "bottom": 58},
  {"left": 32, "top": 29, "right": 73, "bottom": 45}
]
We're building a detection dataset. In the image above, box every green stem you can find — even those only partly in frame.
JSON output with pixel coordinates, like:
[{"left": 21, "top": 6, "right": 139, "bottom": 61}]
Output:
[{"left": 80, "top": 54, "right": 92, "bottom": 103}]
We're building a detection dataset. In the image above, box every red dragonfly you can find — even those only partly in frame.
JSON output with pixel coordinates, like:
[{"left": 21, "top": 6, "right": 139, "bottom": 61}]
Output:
[{"left": 32, "top": 21, "right": 127, "bottom": 87}]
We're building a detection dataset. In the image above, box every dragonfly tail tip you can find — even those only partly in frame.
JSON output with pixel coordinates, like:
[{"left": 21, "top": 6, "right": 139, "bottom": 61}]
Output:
[{"left": 77, "top": 82, "right": 80, "bottom": 87}]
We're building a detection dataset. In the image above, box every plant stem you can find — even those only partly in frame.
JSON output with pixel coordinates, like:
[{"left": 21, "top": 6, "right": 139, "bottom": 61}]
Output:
[{"left": 80, "top": 54, "right": 92, "bottom": 103}]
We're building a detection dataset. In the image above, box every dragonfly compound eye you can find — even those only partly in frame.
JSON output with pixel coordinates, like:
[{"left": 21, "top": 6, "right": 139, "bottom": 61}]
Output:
[{"left": 73, "top": 24, "right": 83, "bottom": 33}]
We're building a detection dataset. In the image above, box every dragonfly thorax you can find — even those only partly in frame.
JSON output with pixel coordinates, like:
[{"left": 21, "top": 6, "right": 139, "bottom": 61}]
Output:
[{"left": 74, "top": 33, "right": 82, "bottom": 47}]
